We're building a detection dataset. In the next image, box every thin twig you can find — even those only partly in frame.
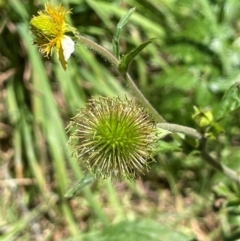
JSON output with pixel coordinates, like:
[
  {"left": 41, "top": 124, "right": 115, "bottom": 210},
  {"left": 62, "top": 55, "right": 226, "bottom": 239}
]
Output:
[
  {"left": 202, "top": 150, "right": 240, "bottom": 185},
  {"left": 201, "top": 140, "right": 240, "bottom": 186}
]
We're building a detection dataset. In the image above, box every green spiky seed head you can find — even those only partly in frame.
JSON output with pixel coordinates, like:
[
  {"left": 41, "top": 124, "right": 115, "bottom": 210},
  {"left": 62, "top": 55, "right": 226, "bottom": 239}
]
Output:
[{"left": 67, "top": 96, "right": 158, "bottom": 181}]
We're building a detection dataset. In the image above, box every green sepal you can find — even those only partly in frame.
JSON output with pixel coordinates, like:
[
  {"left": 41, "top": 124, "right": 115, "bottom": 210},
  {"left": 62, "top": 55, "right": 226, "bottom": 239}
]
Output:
[{"left": 204, "top": 122, "right": 224, "bottom": 139}]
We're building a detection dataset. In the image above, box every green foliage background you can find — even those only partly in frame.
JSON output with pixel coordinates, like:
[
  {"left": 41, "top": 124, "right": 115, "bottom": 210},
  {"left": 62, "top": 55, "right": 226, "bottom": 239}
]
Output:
[{"left": 1, "top": 0, "right": 240, "bottom": 240}]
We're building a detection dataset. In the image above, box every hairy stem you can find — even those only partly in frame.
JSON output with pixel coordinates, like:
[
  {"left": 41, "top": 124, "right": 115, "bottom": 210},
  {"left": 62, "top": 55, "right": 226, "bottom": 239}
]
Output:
[
  {"left": 77, "top": 35, "right": 166, "bottom": 123},
  {"left": 126, "top": 73, "right": 166, "bottom": 123},
  {"left": 157, "top": 123, "right": 202, "bottom": 139},
  {"left": 77, "top": 35, "right": 119, "bottom": 66}
]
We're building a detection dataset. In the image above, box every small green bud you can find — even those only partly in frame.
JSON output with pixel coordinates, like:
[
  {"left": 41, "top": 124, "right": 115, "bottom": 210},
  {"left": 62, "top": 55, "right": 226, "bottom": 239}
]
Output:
[{"left": 192, "top": 106, "right": 213, "bottom": 127}]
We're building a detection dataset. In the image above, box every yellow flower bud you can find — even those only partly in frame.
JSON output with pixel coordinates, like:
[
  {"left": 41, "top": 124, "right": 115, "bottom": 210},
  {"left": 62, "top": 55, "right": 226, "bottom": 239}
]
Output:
[
  {"left": 30, "top": 3, "right": 76, "bottom": 70},
  {"left": 192, "top": 106, "right": 213, "bottom": 127}
]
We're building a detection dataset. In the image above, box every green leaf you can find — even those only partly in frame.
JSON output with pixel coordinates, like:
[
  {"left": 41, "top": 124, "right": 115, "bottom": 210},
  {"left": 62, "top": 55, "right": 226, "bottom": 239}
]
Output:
[
  {"left": 213, "top": 182, "right": 234, "bottom": 197},
  {"left": 83, "top": 219, "right": 191, "bottom": 241},
  {"left": 155, "top": 140, "right": 182, "bottom": 154},
  {"left": 216, "top": 82, "right": 240, "bottom": 121},
  {"left": 156, "top": 127, "right": 172, "bottom": 139},
  {"left": 112, "top": 8, "right": 135, "bottom": 59},
  {"left": 118, "top": 38, "right": 157, "bottom": 74},
  {"left": 64, "top": 173, "right": 95, "bottom": 198}
]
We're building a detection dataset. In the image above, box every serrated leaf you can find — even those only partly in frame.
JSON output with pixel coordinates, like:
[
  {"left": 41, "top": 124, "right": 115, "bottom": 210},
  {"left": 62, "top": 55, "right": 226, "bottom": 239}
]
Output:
[
  {"left": 112, "top": 8, "right": 135, "bottom": 59},
  {"left": 118, "top": 38, "right": 157, "bottom": 74},
  {"left": 216, "top": 82, "right": 240, "bottom": 121}
]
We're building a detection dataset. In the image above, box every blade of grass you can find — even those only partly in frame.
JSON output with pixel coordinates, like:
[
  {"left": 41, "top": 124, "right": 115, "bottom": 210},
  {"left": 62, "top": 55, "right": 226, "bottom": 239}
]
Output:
[
  {"left": 112, "top": 7, "right": 135, "bottom": 59},
  {"left": 65, "top": 155, "right": 110, "bottom": 226},
  {"left": 17, "top": 23, "right": 81, "bottom": 235},
  {"left": 105, "top": 179, "right": 124, "bottom": 221},
  {"left": 87, "top": 1, "right": 165, "bottom": 37},
  {"left": 18, "top": 22, "right": 110, "bottom": 228}
]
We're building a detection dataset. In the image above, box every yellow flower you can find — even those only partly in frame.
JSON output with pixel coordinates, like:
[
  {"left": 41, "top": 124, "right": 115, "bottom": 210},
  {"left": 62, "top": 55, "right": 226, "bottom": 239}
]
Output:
[{"left": 30, "top": 3, "right": 76, "bottom": 70}]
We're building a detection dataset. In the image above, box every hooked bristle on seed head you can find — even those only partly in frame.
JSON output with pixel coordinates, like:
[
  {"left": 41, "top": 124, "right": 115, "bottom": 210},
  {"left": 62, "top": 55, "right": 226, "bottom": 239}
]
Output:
[{"left": 67, "top": 96, "right": 159, "bottom": 181}]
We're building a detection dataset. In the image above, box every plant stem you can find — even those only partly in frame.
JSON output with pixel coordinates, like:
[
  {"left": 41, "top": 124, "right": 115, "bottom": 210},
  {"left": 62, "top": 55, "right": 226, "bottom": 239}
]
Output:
[
  {"left": 77, "top": 35, "right": 119, "bottom": 67},
  {"left": 77, "top": 35, "right": 166, "bottom": 123},
  {"left": 157, "top": 123, "right": 202, "bottom": 139},
  {"left": 125, "top": 73, "right": 166, "bottom": 123},
  {"left": 201, "top": 141, "right": 240, "bottom": 185},
  {"left": 76, "top": 34, "right": 240, "bottom": 185}
]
